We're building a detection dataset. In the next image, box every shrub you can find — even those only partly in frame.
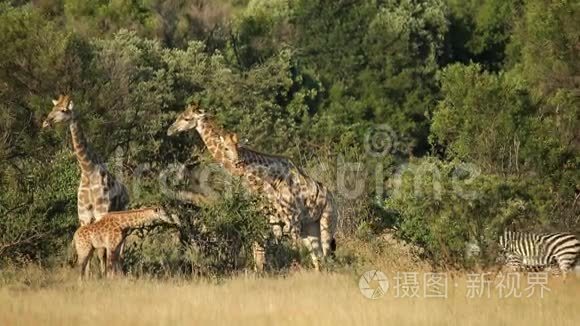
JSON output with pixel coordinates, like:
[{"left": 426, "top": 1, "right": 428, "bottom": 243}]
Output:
[{"left": 383, "top": 157, "right": 563, "bottom": 268}]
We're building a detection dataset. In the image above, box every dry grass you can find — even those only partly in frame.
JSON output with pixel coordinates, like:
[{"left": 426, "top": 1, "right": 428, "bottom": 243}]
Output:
[{"left": 0, "top": 267, "right": 578, "bottom": 326}]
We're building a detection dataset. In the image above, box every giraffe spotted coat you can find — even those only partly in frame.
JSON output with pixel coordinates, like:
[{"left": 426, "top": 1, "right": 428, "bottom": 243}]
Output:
[
  {"left": 168, "top": 105, "right": 337, "bottom": 270},
  {"left": 43, "top": 95, "right": 129, "bottom": 226},
  {"left": 73, "top": 207, "right": 179, "bottom": 279}
]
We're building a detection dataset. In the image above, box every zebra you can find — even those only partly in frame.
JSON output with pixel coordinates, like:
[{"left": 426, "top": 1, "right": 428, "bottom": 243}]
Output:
[
  {"left": 502, "top": 252, "right": 558, "bottom": 273},
  {"left": 498, "top": 231, "right": 580, "bottom": 275}
]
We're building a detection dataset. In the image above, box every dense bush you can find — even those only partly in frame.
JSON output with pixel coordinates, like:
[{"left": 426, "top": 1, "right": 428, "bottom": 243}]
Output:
[
  {"left": 0, "top": 1, "right": 578, "bottom": 273},
  {"left": 383, "top": 157, "right": 567, "bottom": 267},
  {"left": 121, "top": 184, "right": 275, "bottom": 277}
]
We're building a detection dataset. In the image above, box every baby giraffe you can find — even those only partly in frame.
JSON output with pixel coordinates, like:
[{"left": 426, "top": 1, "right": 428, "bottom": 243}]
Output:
[{"left": 73, "top": 207, "right": 180, "bottom": 279}]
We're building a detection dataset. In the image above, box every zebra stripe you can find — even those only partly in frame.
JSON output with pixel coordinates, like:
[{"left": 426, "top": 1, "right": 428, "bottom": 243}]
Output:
[
  {"left": 499, "top": 231, "right": 580, "bottom": 274},
  {"left": 503, "top": 252, "right": 557, "bottom": 273}
]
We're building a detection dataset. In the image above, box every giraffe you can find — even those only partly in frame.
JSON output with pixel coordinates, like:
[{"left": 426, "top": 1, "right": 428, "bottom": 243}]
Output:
[
  {"left": 167, "top": 105, "right": 337, "bottom": 270},
  {"left": 43, "top": 95, "right": 130, "bottom": 274},
  {"left": 167, "top": 105, "right": 275, "bottom": 271},
  {"left": 220, "top": 133, "right": 299, "bottom": 240},
  {"left": 73, "top": 207, "right": 180, "bottom": 279},
  {"left": 221, "top": 132, "right": 338, "bottom": 270}
]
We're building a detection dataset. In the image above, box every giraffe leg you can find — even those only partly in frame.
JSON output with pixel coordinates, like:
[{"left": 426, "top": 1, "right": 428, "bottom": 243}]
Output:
[
  {"left": 268, "top": 213, "right": 283, "bottom": 242},
  {"left": 252, "top": 241, "right": 266, "bottom": 273},
  {"left": 319, "top": 196, "right": 337, "bottom": 258},
  {"left": 301, "top": 221, "right": 323, "bottom": 271},
  {"left": 106, "top": 247, "right": 116, "bottom": 278},
  {"left": 114, "top": 241, "right": 125, "bottom": 276},
  {"left": 78, "top": 248, "right": 94, "bottom": 280},
  {"left": 290, "top": 216, "right": 301, "bottom": 247},
  {"left": 91, "top": 201, "right": 112, "bottom": 278},
  {"left": 118, "top": 240, "right": 126, "bottom": 262},
  {"left": 284, "top": 208, "right": 302, "bottom": 250},
  {"left": 97, "top": 248, "right": 107, "bottom": 278}
]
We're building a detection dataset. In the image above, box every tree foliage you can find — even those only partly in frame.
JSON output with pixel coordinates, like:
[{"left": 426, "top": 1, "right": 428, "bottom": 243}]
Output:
[{"left": 0, "top": 0, "right": 578, "bottom": 271}]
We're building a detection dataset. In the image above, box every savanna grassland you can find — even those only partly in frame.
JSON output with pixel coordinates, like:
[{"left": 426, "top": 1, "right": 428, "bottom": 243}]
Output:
[
  {"left": 1, "top": 238, "right": 579, "bottom": 326},
  {"left": 1, "top": 1, "right": 579, "bottom": 325},
  {"left": 1, "top": 268, "right": 579, "bottom": 326}
]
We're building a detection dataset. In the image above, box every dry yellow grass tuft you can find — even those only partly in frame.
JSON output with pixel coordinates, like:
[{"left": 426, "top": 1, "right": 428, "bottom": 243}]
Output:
[{"left": 0, "top": 268, "right": 578, "bottom": 326}]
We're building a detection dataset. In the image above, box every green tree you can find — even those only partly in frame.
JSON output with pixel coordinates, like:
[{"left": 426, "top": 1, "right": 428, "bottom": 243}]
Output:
[
  {"left": 292, "top": 0, "right": 448, "bottom": 154},
  {"left": 384, "top": 157, "right": 561, "bottom": 266},
  {"left": 444, "top": 0, "right": 520, "bottom": 70}
]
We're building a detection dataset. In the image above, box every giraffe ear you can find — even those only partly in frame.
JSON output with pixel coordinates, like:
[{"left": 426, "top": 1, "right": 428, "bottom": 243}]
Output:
[
  {"left": 67, "top": 101, "right": 74, "bottom": 111},
  {"left": 52, "top": 99, "right": 59, "bottom": 105},
  {"left": 231, "top": 133, "right": 239, "bottom": 144}
]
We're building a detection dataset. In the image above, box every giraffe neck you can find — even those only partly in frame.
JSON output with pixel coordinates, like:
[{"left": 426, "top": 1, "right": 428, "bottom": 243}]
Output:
[
  {"left": 69, "top": 120, "right": 99, "bottom": 173},
  {"left": 117, "top": 210, "right": 160, "bottom": 230},
  {"left": 195, "top": 117, "right": 238, "bottom": 173}
]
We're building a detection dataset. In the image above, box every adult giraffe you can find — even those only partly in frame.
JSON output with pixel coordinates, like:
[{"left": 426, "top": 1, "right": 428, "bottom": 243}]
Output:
[
  {"left": 43, "top": 95, "right": 130, "bottom": 274},
  {"left": 221, "top": 132, "right": 338, "bottom": 269},
  {"left": 167, "top": 104, "right": 337, "bottom": 270}
]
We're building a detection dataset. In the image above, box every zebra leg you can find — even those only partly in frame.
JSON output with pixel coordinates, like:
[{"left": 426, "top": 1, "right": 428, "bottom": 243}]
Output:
[
  {"left": 504, "top": 253, "right": 523, "bottom": 272},
  {"left": 554, "top": 261, "right": 570, "bottom": 279},
  {"left": 556, "top": 254, "right": 577, "bottom": 277}
]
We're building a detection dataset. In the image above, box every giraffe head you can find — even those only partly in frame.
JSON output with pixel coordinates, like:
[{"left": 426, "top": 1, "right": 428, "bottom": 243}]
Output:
[
  {"left": 167, "top": 104, "right": 206, "bottom": 136},
  {"left": 43, "top": 95, "right": 74, "bottom": 128},
  {"left": 154, "top": 206, "right": 181, "bottom": 226},
  {"left": 220, "top": 132, "right": 240, "bottom": 163}
]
